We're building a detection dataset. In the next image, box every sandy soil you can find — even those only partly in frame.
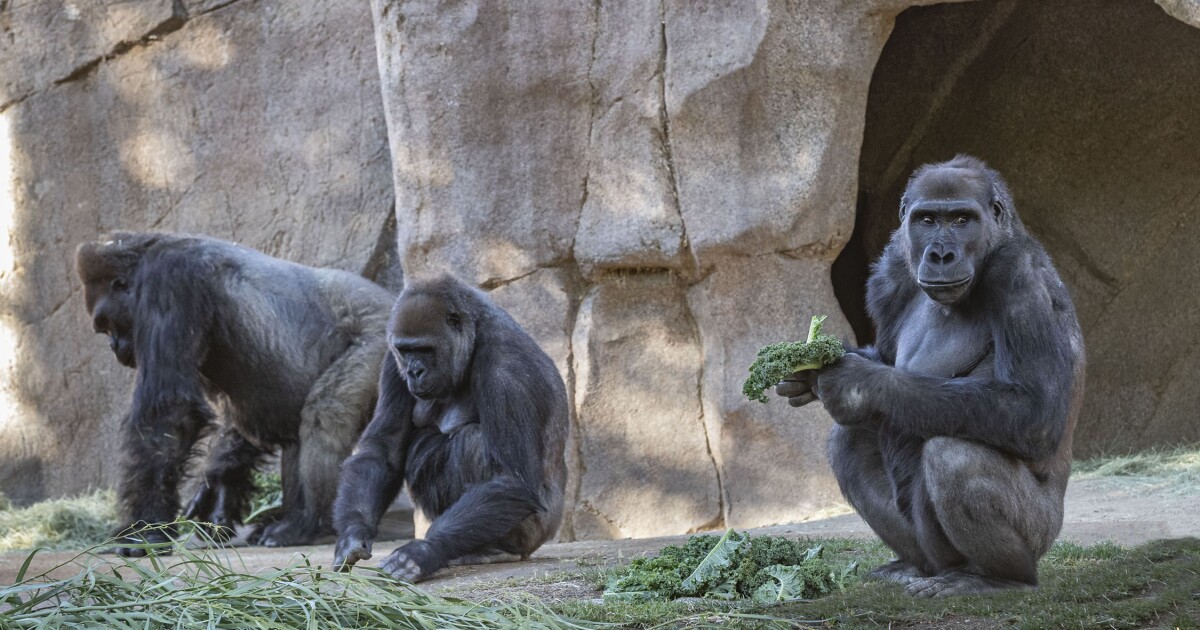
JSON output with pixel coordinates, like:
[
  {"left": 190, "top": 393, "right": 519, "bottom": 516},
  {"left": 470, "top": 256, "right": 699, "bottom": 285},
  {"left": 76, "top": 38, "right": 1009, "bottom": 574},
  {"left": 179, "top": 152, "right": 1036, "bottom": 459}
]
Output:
[{"left": 1, "top": 476, "right": 1195, "bottom": 594}]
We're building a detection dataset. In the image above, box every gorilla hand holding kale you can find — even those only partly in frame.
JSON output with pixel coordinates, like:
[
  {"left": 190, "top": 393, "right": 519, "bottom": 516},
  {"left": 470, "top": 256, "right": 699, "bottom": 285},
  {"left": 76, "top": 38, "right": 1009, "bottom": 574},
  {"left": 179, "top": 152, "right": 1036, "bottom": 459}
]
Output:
[{"left": 742, "top": 315, "right": 845, "bottom": 404}]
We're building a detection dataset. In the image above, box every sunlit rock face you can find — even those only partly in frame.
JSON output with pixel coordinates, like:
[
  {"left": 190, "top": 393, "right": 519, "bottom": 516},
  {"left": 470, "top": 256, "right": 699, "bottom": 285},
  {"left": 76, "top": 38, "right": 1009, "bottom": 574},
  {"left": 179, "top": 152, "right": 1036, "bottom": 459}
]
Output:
[{"left": 0, "top": 0, "right": 395, "bottom": 504}]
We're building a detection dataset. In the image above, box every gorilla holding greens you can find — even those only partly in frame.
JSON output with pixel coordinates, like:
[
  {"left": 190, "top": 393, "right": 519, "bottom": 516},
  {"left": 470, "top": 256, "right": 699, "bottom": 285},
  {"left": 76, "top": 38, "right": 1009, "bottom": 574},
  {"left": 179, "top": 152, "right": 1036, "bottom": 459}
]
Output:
[
  {"left": 333, "top": 274, "right": 568, "bottom": 583},
  {"left": 777, "top": 156, "right": 1085, "bottom": 597},
  {"left": 76, "top": 232, "right": 394, "bottom": 555}
]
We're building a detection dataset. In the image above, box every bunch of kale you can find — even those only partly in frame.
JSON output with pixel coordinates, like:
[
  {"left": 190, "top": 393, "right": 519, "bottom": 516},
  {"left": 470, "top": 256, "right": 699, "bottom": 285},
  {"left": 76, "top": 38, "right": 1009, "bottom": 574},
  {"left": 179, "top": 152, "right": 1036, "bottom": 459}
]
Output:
[
  {"left": 742, "top": 315, "right": 845, "bottom": 404},
  {"left": 604, "top": 529, "right": 856, "bottom": 605}
]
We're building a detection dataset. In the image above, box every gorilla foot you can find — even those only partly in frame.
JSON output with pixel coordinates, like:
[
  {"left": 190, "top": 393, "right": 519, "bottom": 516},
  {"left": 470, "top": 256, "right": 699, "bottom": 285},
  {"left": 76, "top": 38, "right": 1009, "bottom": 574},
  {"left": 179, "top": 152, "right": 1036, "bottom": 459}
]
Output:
[
  {"left": 868, "top": 559, "right": 928, "bottom": 585},
  {"left": 905, "top": 571, "right": 1035, "bottom": 598},
  {"left": 381, "top": 540, "right": 443, "bottom": 583},
  {"left": 247, "top": 518, "right": 320, "bottom": 548}
]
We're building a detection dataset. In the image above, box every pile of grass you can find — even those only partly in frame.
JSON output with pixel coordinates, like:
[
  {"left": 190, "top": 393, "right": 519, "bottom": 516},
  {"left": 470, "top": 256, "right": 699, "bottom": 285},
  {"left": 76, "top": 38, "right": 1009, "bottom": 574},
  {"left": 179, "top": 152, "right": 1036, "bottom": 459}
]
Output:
[
  {"left": 0, "top": 491, "right": 118, "bottom": 553},
  {"left": 1073, "top": 443, "right": 1200, "bottom": 492},
  {"left": 0, "top": 525, "right": 595, "bottom": 629}
]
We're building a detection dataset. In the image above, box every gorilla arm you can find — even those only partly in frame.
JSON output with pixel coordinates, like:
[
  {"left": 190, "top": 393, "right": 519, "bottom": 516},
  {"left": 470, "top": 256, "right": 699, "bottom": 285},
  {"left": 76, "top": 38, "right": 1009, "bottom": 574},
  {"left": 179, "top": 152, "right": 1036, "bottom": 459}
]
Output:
[
  {"left": 814, "top": 260, "right": 1079, "bottom": 463},
  {"left": 116, "top": 248, "right": 219, "bottom": 556},
  {"left": 333, "top": 356, "right": 415, "bottom": 570}
]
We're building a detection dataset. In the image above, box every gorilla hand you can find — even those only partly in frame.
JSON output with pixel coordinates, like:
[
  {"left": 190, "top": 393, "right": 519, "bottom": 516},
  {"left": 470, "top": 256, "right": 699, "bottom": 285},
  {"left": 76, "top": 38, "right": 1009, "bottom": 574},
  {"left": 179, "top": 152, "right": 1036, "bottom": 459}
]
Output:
[
  {"left": 333, "top": 530, "right": 373, "bottom": 572},
  {"left": 775, "top": 370, "right": 818, "bottom": 407},
  {"left": 380, "top": 540, "right": 442, "bottom": 583},
  {"left": 183, "top": 483, "right": 239, "bottom": 541},
  {"left": 810, "top": 352, "right": 882, "bottom": 426}
]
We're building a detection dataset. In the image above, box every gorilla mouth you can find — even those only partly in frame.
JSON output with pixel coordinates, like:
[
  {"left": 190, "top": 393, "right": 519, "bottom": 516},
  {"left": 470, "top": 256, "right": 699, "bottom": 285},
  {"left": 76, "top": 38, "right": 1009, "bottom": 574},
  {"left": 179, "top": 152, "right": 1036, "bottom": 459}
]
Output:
[
  {"left": 918, "top": 277, "right": 971, "bottom": 289},
  {"left": 110, "top": 334, "right": 137, "bottom": 368},
  {"left": 918, "top": 277, "right": 972, "bottom": 304}
]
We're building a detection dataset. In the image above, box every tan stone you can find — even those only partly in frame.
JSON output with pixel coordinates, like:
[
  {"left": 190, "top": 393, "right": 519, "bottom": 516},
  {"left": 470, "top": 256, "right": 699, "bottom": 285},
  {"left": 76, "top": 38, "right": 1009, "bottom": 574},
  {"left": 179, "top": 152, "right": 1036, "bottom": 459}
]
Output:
[
  {"left": 371, "top": 0, "right": 592, "bottom": 286},
  {"left": 688, "top": 255, "right": 847, "bottom": 529},
  {"left": 0, "top": 0, "right": 392, "bottom": 503},
  {"left": 571, "top": 274, "right": 720, "bottom": 539}
]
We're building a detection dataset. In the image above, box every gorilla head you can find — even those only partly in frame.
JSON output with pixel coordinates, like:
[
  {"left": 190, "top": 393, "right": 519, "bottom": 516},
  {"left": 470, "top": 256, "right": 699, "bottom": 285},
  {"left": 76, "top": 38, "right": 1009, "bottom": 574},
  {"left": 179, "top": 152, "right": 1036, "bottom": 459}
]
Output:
[
  {"left": 388, "top": 282, "right": 477, "bottom": 400},
  {"left": 76, "top": 234, "right": 157, "bottom": 368},
  {"left": 899, "top": 155, "right": 1017, "bottom": 306}
]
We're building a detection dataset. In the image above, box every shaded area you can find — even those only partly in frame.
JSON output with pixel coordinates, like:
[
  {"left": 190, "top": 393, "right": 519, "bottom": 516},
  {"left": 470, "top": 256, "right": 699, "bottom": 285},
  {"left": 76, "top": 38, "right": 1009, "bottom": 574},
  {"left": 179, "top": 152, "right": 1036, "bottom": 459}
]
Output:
[{"left": 833, "top": 0, "right": 1200, "bottom": 454}]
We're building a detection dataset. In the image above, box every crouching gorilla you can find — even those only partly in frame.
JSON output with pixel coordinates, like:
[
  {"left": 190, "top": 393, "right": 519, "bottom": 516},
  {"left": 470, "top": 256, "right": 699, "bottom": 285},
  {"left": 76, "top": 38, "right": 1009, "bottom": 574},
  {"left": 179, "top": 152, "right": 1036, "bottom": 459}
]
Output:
[
  {"left": 777, "top": 156, "right": 1085, "bottom": 597},
  {"left": 333, "top": 275, "right": 568, "bottom": 583},
  {"left": 76, "top": 232, "right": 394, "bottom": 555}
]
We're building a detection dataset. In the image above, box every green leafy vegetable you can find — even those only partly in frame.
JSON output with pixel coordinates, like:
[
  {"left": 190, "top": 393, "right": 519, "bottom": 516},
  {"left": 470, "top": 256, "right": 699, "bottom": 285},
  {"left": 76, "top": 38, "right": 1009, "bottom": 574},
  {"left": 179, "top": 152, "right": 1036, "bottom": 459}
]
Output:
[
  {"left": 604, "top": 529, "right": 857, "bottom": 604},
  {"left": 742, "top": 315, "right": 845, "bottom": 403},
  {"left": 680, "top": 528, "right": 746, "bottom": 595}
]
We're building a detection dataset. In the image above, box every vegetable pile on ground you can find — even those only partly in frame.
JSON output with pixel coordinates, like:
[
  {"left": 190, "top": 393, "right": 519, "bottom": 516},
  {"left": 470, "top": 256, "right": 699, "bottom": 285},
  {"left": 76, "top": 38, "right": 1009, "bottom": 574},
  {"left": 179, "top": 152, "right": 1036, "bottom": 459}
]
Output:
[
  {"left": 603, "top": 529, "right": 857, "bottom": 605},
  {"left": 742, "top": 315, "right": 845, "bottom": 403}
]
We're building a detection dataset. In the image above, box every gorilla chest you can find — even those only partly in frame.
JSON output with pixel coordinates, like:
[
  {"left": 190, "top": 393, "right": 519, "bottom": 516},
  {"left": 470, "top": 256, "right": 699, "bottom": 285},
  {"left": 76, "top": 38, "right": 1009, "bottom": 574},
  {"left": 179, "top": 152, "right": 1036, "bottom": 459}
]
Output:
[
  {"left": 894, "top": 304, "right": 993, "bottom": 378},
  {"left": 413, "top": 399, "right": 479, "bottom": 434}
]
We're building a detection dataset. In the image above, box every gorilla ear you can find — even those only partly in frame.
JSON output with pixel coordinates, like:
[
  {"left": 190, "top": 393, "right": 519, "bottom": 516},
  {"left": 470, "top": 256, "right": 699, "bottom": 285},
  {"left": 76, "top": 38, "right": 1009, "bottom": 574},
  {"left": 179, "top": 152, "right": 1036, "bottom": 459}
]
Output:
[{"left": 898, "top": 197, "right": 908, "bottom": 221}]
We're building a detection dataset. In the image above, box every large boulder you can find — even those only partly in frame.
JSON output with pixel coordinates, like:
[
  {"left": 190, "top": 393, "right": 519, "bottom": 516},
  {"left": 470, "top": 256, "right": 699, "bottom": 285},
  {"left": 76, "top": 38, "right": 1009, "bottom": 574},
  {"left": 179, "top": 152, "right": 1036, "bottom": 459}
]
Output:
[{"left": 0, "top": 0, "right": 394, "bottom": 503}]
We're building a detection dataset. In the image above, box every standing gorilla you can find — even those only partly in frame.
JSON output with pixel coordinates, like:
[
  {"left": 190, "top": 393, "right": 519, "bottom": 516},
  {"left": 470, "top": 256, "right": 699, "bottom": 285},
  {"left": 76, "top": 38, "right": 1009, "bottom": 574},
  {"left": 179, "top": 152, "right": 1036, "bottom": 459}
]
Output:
[
  {"left": 76, "top": 232, "right": 394, "bottom": 555},
  {"left": 333, "top": 275, "right": 568, "bottom": 583},
  {"left": 778, "top": 156, "right": 1085, "bottom": 597}
]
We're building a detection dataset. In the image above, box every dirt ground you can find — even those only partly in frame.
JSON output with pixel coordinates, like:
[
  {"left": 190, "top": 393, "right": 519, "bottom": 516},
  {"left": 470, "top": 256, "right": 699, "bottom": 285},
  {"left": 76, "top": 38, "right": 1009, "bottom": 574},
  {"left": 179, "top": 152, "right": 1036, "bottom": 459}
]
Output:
[{"left": 1, "top": 475, "right": 1195, "bottom": 595}]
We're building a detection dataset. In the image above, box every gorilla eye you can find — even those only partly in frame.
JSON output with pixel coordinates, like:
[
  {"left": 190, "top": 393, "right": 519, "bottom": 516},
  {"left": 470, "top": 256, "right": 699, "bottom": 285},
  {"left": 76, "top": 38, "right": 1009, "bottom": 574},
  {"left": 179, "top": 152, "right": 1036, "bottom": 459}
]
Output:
[
  {"left": 446, "top": 313, "right": 462, "bottom": 328},
  {"left": 953, "top": 216, "right": 969, "bottom": 226},
  {"left": 111, "top": 278, "right": 130, "bottom": 292},
  {"left": 919, "top": 216, "right": 935, "bottom": 226}
]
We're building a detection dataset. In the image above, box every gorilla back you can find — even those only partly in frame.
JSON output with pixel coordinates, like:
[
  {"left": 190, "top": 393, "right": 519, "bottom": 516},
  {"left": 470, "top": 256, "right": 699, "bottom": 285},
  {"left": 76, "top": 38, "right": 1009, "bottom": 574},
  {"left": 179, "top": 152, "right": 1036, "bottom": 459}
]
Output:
[
  {"left": 76, "top": 232, "right": 394, "bottom": 554},
  {"left": 777, "top": 155, "right": 1085, "bottom": 597},
  {"left": 333, "top": 274, "right": 569, "bottom": 583}
]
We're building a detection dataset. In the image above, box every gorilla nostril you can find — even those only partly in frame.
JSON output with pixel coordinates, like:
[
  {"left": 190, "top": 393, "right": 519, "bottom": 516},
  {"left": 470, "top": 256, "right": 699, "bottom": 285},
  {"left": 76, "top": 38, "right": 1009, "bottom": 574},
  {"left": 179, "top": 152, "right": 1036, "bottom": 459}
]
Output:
[
  {"left": 942, "top": 252, "right": 955, "bottom": 264},
  {"left": 408, "top": 367, "right": 425, "bottom": 379}
]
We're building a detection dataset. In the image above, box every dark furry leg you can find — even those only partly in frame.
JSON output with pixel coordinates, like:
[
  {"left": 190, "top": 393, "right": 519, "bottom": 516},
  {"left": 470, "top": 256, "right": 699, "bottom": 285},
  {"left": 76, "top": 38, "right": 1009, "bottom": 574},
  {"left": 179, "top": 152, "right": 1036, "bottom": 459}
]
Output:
[{"left": 184, "top": 427, "right": 264, "bottom": 541}]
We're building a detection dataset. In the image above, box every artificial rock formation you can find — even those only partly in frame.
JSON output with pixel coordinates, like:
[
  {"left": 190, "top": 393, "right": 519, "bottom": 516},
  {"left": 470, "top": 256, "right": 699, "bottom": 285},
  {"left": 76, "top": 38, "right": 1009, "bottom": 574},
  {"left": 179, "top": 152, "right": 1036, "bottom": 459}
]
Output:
[{"left": 0, "top": 0, "right": 395, "bottom": 503}]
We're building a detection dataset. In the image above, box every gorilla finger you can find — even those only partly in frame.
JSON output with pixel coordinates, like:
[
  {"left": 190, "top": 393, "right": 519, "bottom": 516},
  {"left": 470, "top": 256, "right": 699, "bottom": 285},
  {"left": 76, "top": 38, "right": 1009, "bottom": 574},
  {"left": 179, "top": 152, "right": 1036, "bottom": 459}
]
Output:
[
  {"left": 787, "top": 392, "right": 817, "bottom": 408},
  {"left": 775, "top": 379, "right": 813, "bottom": 398}
]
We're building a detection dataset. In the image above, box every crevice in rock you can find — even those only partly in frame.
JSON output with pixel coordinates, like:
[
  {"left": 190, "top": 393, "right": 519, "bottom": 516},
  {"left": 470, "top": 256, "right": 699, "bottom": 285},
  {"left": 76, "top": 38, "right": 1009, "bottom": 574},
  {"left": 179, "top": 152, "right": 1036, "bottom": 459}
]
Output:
[
  {"left": 557, "top": 267, "right": 587, "bottom": 542},
  {"left": 656, "top": 0, "right": 697, "bottom": 279},
  {"left": 478, "top": 267, "right": 542, "bottom": 291},
  {"left": 680, "top": 276, "right": 727, "bottom": 530},
  {"left": 54, "top": 10, "right": 189, "bottom": 87},
  {"left": 570, "top": 0, "right": 601, "bottom": 264},
  {"left": 360, "top": 206, "right": 404, "bottom": 293}
]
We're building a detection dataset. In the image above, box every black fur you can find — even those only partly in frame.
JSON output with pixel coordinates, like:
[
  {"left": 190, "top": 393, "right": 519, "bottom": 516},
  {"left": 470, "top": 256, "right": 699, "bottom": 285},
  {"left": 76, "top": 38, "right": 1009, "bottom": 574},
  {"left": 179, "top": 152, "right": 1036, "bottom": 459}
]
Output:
[
  {"left": 76, "top": 232, "right": 393, "bottom": 556},
  {"left": 778, "top": 156, "right": 1085, "bottom": 597},
  {"left": 333, "top": 274, "right": 568, "bottom": 583}
]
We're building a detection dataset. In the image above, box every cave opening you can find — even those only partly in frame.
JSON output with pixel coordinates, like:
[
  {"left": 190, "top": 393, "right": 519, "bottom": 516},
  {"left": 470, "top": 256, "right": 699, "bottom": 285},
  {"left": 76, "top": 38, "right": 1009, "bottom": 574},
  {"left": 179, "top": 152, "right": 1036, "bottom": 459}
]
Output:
[{"left": 834, "top": 0, "right": 1200, "bottom": 452}]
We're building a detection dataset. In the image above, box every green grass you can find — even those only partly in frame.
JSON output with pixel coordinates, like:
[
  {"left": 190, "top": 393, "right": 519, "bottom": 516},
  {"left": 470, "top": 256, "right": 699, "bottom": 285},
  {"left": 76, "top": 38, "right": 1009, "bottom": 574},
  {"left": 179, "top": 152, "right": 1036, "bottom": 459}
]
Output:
[{"left": 0, "top": 524, "right": 597, "bottom": 629}]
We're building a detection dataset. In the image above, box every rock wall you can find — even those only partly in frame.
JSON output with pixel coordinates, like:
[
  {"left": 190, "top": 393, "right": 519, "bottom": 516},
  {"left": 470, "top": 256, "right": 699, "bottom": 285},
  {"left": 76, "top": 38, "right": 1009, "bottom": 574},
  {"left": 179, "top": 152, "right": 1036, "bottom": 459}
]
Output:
[
  {"left": 369, "top": 0, "right": 946, "bottom": 537},
  {"left": 0, "top": 0, "right": 395, "bottom": 504}
]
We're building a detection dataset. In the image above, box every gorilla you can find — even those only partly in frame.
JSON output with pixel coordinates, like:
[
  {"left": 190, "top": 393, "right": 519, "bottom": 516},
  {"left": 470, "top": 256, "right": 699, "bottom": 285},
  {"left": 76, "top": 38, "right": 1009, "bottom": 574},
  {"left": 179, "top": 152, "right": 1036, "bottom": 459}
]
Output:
[
  {"left": 777, "top": 155, "right": 1085, "bottom": 597},
  {"left": 333, "top": 274, "right": 568, "bottom": 583},
  {"left": 76, "top": 232, "right": 394, "bottom": 555}
]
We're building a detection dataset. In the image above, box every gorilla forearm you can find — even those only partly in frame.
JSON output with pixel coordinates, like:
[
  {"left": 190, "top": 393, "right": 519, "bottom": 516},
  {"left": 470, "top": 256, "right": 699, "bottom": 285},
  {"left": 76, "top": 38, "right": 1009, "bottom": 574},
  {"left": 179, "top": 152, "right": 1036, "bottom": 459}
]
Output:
[
  {"left": 821, "top": 355, "right": 1068, "bottom": 462},
  {"left": 121, "top": 397, "right": 214, "bottom": 523},
  {"left": 332, "top": 450, "right": 404, "bottom": 540}
]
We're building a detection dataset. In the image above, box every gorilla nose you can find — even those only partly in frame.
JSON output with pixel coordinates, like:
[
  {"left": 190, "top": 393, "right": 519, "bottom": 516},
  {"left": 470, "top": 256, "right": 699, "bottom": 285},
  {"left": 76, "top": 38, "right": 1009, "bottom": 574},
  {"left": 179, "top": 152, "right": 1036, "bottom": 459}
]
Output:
[
  {"left": 407, "top": 367, "right": 425, "bottom": 380},
  {"left": 925, "top": 245, "right": 956, "bottom": 266}
]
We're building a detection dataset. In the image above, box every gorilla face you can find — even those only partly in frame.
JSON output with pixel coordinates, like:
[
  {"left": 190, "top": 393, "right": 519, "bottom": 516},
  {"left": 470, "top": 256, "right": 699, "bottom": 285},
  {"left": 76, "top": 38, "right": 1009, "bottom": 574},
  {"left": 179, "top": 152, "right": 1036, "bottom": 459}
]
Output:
[
  {"left": 901, "top": 167, "right": 1003, "bottom": 306},
  {"left": 84, "top": 275, "right": 137, "bottom": 368},
  {"left": 388, "top": 292, "right": 474, "bottom": 400}
]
